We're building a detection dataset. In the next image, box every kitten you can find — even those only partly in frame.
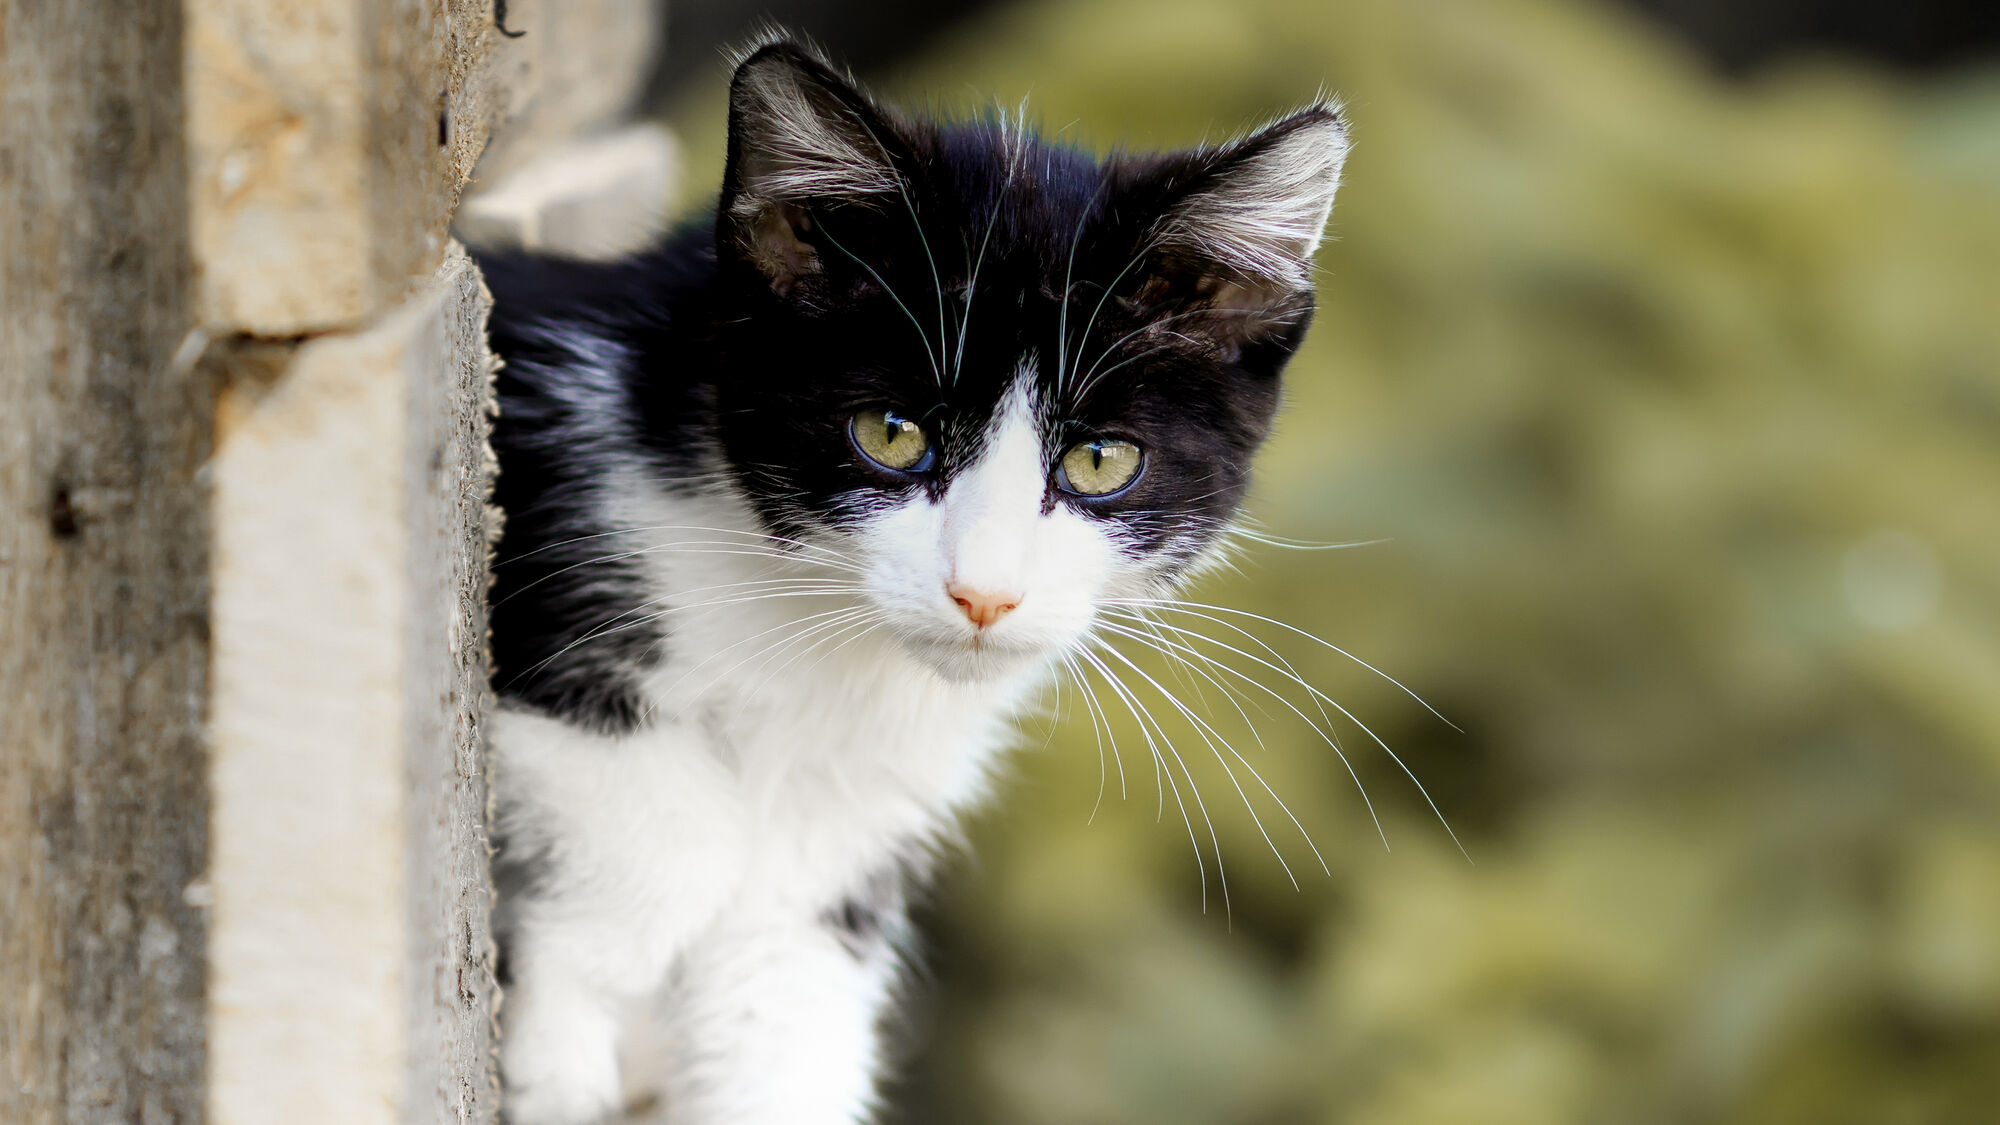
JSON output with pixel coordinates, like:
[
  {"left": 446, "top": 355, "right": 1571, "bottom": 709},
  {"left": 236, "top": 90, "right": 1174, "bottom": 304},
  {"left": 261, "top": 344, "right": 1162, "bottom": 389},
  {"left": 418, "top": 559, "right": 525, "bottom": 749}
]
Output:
[{"left": 479, "top": 38, "right": 1347, "bottom": 1125}]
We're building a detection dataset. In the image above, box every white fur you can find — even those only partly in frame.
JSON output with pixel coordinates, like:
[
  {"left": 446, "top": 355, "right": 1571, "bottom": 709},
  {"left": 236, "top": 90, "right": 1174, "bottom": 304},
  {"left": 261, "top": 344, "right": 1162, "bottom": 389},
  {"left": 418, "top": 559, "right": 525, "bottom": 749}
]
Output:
[
  {"left": 1157, "top": 108, "right": 1349, "bottom": 291},
  {"left": 730, "top": 59, "right": 899, "bottom": 211},
  {"left": 493, "top": 364, "right": 1155, "bottom": 1124}
]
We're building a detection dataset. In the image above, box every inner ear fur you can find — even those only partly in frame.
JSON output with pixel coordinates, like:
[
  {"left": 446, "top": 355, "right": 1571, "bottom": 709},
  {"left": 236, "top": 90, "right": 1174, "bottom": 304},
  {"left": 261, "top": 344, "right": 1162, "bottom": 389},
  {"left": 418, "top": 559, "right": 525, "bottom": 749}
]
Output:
[{"left": 1131, "top": 103, "right": 1349, "bottom": 347}]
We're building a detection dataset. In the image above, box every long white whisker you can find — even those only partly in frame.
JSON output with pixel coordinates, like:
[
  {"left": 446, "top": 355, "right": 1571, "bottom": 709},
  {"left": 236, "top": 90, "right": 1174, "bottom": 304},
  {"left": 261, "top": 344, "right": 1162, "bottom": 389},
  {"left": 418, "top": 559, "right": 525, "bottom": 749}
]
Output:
[
  {"left": 1103, "top": 609, "right": 1387, "bottom": 852},
  {"left": 1090, "top": 634, "right": 1312, "bottom": 890},
  {"left": 1112, "top": 599, "right": 1459, "bottom": 731},
  {"left": 1061, "top": 652, "right": 1123, "bottom": 823},
  {"left": 741, "top": 608, "right": 886, "bottom": 701},
  {"left": 1113, "top": 607, "right": 1462, "bottom": 859},
  {"left": 1077, "top": 645, "right": 1212, "bottom": 911},
  {"left": 498, "top": 559, "right": 854, "bottom": 608},
  {"left": 658, "top": 607, "right": 878, "bottom": 725},
  {"left": 1079, "top": 644, "right": 1229, "bottom": 918},
  {"left": 1224, "top": 527, "right": 1389, "bottom": 552},
  {"left": 654, "top": 605, "right": 872, "bottom": 712},
  {"left": 1130, "top": 601, "right": 1351, "bottom": 809},
  {"left": 502, "top": 586, "right": 856, "bottom": 688},
  {"left": 496, "top": 523, "right": 862, "bottom": 570},
  {"left": 1096, "top": 620, "right": 1332, "bottom": 879}
]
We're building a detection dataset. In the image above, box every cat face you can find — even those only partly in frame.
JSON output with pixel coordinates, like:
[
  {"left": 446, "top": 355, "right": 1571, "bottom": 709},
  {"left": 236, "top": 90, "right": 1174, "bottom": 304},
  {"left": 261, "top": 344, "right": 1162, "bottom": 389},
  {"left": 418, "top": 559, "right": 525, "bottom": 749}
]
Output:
[{"left": 704, "top": 43, "right": 1346, "bottom": 681}]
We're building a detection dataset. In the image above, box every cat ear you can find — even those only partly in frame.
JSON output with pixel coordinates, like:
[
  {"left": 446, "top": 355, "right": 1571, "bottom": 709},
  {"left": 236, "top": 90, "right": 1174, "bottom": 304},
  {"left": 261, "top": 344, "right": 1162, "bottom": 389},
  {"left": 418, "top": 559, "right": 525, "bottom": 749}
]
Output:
[
  {"left": 1138, "top": 104, "right": 1349, "bottom": 348},
  {"left": 720, "top": 41, "right": 906, "bottom": 293}
]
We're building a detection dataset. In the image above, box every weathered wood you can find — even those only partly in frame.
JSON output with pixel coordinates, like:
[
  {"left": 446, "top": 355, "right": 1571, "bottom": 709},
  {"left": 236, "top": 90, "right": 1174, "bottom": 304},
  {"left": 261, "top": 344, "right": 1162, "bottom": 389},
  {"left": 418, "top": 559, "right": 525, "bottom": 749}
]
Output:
[
  {"left": 206, "top": 244, "right": 498, "bottom": 1125},
  {"left": 187, "top": 0, "right": 507, "bottom": 335},
  {"left": 8, "top": 4, "right": 508, "bottom": 1120},
  {"left": 0, "top": 2, "right": 211, "bottom": 1123}
]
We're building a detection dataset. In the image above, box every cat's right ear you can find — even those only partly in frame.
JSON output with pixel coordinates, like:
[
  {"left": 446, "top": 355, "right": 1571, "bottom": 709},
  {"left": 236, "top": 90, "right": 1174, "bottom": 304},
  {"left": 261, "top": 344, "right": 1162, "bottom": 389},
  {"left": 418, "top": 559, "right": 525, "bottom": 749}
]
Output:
[{"left": 720, "top": 41, "right": 907, "bottom": 295}]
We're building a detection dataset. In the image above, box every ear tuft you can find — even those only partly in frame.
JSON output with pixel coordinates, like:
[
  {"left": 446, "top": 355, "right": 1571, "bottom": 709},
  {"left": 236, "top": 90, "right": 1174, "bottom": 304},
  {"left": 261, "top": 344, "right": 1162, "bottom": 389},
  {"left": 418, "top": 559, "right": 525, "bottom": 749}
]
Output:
[{"left": 1153, "top": 104, "right": 1349, "bottom": 293}]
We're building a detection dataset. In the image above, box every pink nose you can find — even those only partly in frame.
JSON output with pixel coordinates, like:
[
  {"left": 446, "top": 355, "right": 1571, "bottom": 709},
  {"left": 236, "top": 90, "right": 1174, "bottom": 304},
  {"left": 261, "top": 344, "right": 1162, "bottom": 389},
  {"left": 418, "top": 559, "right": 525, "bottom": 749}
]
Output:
[{"left": 948, "top": 583, "right": 1021, "bottom": 629}]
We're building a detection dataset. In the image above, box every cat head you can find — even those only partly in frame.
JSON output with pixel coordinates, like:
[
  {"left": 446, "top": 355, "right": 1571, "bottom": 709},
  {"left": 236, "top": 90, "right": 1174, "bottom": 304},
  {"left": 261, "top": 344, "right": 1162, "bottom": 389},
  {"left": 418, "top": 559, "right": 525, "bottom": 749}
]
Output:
[{"left": 705, "top": 40, "right": 1346, "bottom": 682}]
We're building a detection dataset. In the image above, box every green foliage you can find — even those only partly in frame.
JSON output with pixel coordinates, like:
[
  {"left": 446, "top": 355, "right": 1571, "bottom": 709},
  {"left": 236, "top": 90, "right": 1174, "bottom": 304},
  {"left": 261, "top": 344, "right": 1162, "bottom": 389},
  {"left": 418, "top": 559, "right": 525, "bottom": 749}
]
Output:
[{"left": 673, "top": 2, "right": 2000, "bottom": 1119}]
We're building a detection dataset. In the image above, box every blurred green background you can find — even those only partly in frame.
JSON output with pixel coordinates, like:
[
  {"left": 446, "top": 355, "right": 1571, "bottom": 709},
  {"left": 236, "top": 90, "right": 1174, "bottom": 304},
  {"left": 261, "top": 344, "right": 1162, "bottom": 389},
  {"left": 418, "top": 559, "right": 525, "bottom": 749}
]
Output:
[{"left": 664, "top": 0, "right": 2000, "bottom": 1120}]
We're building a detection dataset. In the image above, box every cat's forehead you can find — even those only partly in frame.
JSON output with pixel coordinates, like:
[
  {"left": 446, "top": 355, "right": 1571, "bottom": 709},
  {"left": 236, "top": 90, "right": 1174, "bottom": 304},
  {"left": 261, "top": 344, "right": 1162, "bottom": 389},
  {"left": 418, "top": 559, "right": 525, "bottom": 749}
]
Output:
[{"left": 927, "top": 124, "right": 1132, "bottom": 278}]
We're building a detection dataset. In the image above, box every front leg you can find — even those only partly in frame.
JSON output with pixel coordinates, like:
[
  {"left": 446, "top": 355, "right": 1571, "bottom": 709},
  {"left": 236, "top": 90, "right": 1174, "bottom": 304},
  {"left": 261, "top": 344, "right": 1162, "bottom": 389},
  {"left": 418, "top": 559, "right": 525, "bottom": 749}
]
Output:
[
  {"left": 500, "top": 917, "right": 627, "bottom": 1125},
  {"left": 659, "top": 877, "right": 908, "bottom": 1125}
]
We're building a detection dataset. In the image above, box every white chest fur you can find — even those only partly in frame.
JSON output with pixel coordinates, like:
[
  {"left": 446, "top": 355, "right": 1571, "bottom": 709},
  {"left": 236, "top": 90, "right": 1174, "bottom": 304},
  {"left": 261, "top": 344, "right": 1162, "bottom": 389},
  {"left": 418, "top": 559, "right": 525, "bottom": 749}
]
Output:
[{"left": 487, "top": 477, "right": 1055, "bottom": 1123}]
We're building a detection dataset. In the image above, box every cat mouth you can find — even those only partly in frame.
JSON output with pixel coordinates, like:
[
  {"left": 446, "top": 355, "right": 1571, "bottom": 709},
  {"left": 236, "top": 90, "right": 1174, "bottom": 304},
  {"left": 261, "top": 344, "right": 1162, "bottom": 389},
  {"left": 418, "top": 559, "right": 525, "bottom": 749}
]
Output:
[{"left": 897, "top": 627, "right": 1049, "bottom": 680}]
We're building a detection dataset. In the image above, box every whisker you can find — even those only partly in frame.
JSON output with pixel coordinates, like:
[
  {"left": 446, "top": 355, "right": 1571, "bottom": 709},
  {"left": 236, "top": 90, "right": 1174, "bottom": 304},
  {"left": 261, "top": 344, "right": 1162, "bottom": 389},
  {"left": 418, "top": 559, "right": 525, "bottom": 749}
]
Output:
[
  {"left": 818, "top": 221, "right": 943, "bottom": 385},
  {"left": 659, "top": 606, "right": 877, "bottom": 720},
  {"left": 496, "top": 523, "right": 861, "bottom": 570},
  {"left": 1056, "top": 177, "right": 1113, "bottom": 394},
  {"left": 741, "top": 607, "right": 886, "bottom": 701},
  {"left": 1102, "top": 608, "right": 1386, "bottom": 851},
  {"left": 1223, "top": 527, "right": 1389, "bottom": 552},
  {"left": 1061, "top": 652, "right": 1124, "bottom": 824},
  {"left": 1110, "top": 607, "right": 1462, "bottom": 859},
  {"left": 1090, "top": 633, "right": 1316, "bottom": 889},
  {"left": 1111, "top": 599, "right": 1459, "bottom": 731},
  {"left": 1064, "top": 241, "right": 1154, "bottom": 388},
  {"left": 1080, "top": 644, "right": 1216, "bottom": 904},
  {"left": 497, "top": 556, "right": 854, "bottom": 609},
  {"left": 1078, "top": 644, "right": 1228, "bottom": 918},
  {"left": 953, "top": 136, "right": 1019, "bottom": 384},
  {"left": 1096, "top": 619, "right": 1331, "bottom": 880},
  {"left": 1129, "top": 611, "right": 1269, "bottom": 749},
  {"left": 620, "top": 542, "right": 866, "bottom": 577},
  {"left": 503, "top": 584, "right": 859, "bottom": 690}
]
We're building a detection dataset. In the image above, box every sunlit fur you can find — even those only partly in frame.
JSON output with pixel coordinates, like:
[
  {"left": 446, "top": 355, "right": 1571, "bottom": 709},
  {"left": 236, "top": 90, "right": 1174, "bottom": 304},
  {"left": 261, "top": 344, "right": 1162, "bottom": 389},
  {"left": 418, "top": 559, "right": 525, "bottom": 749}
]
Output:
[{"left": 479, "top": 38, "right": 1350, "bottom": 1125}]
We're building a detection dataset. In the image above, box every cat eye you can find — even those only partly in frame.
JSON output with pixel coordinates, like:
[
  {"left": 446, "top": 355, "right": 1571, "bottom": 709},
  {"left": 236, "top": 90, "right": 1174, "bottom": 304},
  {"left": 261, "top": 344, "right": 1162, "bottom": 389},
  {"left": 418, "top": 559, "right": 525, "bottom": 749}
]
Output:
[
  {"left": 850, "top": 409, "right": 935, "bottom": 473},
  {"left": 1057, "top": 439, "right": 1143, "bottom": 497}
]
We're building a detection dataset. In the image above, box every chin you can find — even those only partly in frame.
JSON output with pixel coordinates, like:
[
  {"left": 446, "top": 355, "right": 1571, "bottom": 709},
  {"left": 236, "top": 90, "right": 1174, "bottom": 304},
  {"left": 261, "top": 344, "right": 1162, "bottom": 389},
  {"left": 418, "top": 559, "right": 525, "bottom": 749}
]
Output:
[{"left": 897, "top": 632, "right": 1053, "bottom": 685}]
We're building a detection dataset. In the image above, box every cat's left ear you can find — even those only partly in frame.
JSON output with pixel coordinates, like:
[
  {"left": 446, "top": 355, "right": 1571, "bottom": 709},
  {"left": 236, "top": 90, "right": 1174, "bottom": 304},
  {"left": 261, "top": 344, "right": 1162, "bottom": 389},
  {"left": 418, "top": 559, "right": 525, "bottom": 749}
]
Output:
[
  {"left": 719, "top": 40, "right": 910, "bottom": 294},
  {"left": 1136, "top": 104, "right": 1349, "bottom": 350}
]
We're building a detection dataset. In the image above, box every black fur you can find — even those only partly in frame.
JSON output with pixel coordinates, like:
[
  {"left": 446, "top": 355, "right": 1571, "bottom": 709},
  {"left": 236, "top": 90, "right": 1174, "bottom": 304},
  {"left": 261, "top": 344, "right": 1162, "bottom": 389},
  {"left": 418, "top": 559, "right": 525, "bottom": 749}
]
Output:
[
  {"left": 480, "top": 40, "right": 1335, "bottom": 734},
  {"left": 823, "top": 865, "right": 910, "bottom": 962}
]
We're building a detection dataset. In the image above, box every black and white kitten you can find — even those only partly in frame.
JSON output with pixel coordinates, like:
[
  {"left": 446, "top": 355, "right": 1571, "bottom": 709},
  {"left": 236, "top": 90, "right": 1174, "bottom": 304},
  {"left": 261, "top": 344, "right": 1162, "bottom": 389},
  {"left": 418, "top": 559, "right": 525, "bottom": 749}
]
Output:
[{"left": 480, "top": 39, "right": 1347, "bottom": 1125}]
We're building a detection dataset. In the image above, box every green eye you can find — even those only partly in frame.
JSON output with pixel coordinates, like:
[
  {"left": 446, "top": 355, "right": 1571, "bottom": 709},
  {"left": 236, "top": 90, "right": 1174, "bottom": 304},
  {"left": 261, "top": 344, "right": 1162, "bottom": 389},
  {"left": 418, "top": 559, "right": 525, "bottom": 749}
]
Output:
[
  {"left": 1058, "top": 439, "right": 1143, "bottom": 496},
  {"left": 851, "top": 409, "right": 934, "bottom": 472}
]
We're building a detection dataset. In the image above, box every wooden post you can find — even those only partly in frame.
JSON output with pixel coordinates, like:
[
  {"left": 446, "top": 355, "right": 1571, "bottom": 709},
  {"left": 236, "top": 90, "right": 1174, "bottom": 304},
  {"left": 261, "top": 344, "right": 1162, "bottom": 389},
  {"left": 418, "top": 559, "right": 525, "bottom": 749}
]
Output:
[
  {"left": 4, "top": 2, "right": 512, "bottom": 1122},
  {"left": 206, "top": 246, "right": 499, "bottom": 1125},
  {"left": 1, "top": 3, "right": 210, "bottom": 1121}
]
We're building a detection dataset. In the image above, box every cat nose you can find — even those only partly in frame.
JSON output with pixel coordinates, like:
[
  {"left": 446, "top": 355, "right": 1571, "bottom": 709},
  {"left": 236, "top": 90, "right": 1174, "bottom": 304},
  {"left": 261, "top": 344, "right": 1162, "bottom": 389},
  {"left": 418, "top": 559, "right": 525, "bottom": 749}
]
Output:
[{"left": 947, "top": 582, "right": 1022, "bottom": 629}]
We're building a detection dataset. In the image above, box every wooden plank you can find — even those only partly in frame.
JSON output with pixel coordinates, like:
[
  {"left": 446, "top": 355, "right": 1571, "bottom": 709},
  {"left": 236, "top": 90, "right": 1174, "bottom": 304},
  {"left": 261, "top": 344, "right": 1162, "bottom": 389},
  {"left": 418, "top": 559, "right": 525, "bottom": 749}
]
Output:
[
  {"left": 206, "top": 244, "right": 498, "bottom": 1125},
  {"left": 0, "top": 2, "right": 211, "bottom": 1122},
  {"left": 187, "top": 0, "right": 506, "bottom": 335}
]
